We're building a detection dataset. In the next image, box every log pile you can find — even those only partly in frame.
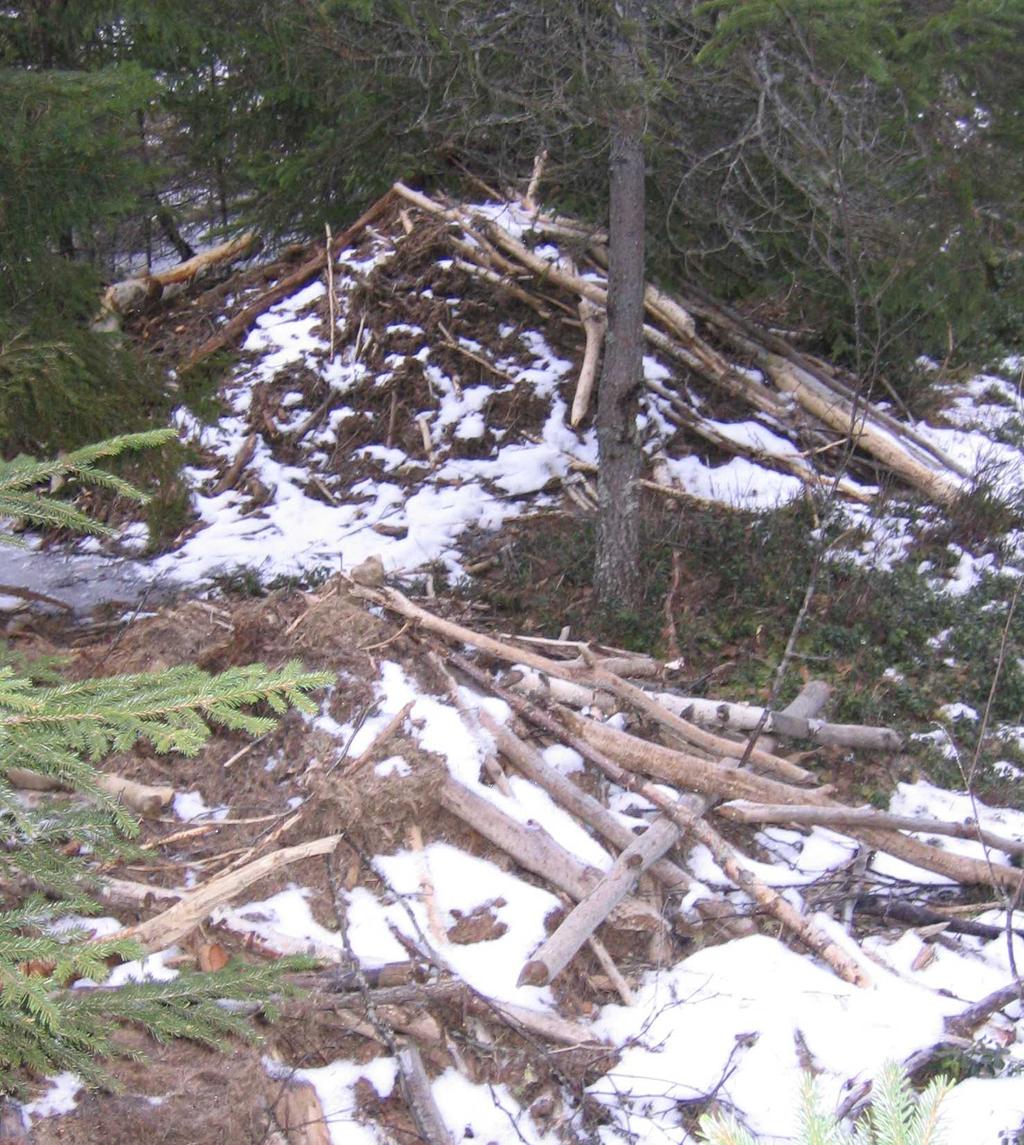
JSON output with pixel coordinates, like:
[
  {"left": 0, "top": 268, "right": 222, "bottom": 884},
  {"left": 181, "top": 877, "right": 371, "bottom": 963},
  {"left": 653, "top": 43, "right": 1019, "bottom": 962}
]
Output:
[{"left": 75, "top": 580, "right": 1023, "bottom": 1141}]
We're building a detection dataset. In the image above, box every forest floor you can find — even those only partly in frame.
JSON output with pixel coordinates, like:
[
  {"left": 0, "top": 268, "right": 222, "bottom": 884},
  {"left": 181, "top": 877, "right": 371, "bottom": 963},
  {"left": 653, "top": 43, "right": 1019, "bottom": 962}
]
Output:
[{"left": 8, "top": 189, "right": 1024, "bottom": 1144}]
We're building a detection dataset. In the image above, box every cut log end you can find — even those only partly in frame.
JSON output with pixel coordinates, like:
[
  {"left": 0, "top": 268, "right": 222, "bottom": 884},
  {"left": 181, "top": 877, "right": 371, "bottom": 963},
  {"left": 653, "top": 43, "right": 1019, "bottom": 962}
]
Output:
[{"left": 517, "top": 959, "right": 551, "bottom": 987}]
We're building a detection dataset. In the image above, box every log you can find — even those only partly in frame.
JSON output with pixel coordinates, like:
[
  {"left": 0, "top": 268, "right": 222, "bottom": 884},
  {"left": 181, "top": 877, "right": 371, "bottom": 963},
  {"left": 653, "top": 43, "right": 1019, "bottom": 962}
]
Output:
[
  {"left": 518, "top": 815, "right": 681, "bottom": 986},
  {"left": 561, "top": 711, "right": 827, "bottom": 806},
  {"left": 687, "top": 814, "right": 870, "bottom": 987},
  {"left": 583, "top": 666, "right": 815, "bottom": 784},
  {"left": 97, "top": 232, "right": 259, "bottom": 330},
  {"left": 6, "top": 768, "right": 173, "bottom": 817},
  {"left": 565, "top": 709, "right": 1024, "bottom": 890},
  {"left": 767, "top": 355, "right": 960, "bottom": 504},
  {"left": 656, "top": 692, "right": 903, "bottom": 750},
  {"left": 478, "top": 709, "right": 693, "bottom": 895},
  {"left": 438, "top": 777, "right": 661, "bottom": 931},
  {"left": 182, "top": 188, "right": 396, "bottom": 371},
  {"left": 719, "top": 801, "right": 1024, "bottom": 858}
]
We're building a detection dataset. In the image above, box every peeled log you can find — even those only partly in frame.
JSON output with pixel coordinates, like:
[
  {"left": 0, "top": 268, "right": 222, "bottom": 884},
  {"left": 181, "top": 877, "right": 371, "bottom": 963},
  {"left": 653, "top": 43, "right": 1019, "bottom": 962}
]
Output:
[{"left": 766, "top": 355, "right": 960, "bottom": 504}]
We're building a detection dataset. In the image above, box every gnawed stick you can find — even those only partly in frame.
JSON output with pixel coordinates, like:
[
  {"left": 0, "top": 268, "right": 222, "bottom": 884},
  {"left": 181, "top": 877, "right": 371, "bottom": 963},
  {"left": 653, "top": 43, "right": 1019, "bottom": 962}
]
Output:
[
  {"left": 7, "top": 768, "right": 173, "bottom": 818},
  {"left": 506, "top": 666, "right": 618, "bottom": 715},
  {"left": 337, "top": 700, "right": 414, "bottom": 778},
  {"left": 477, "top": 707, "right": 693, "bottom": 895},
  {"left": 448, "top": 660, "right": 748, "bottom": 939},
  {"left": 568, "top": 709, "right": 1024, "bottom": 891},
  {"left": 945, "top": 980, "right": 1024, "bottom": 1038},
  {"left": 719, "top": 801, "right": 1024, "bottom": 858},
  {"left": 532, "top": 715, "right": 868, "bottom": 986},
  {"left": 183, "top": 189, "right": 396, "bottom": 371},
  {"left": 397, "top": 1045, "right": 454, "bottom": 1145},
  {"left": 518, "top": 815, "right": 683, "bottom": 987},
  {"left": 571, "top": 298, "right": 605, "bottom": 427},
  {"left": 561, "top": 710, "right": 827, "bottom": 806},
  {"left": 439, "top": 776, "right": 662, "bottom": 930},
  {"left": 354, "top": 582, "right": 665, "bottom": 683},
  {"left": 584, "top": 665, "right": 815, "bottom": 784},
  {"left": 212, "top": 432, "right": 258, "bottom": 495},
  {"left": 521, "top": 707, "right": 867, "bottom": 986},
  {"left": 111, "top": 834, "right": 343, "bottom": 950},
  {"left": 689, "top": 815, "right": 871, "bottom": 986},
  {"left": 587, "top": 935, "right": 635, "bottom": 1005},
  {"left": 658, "top": 692, "right": 903, "bottom": 751}
]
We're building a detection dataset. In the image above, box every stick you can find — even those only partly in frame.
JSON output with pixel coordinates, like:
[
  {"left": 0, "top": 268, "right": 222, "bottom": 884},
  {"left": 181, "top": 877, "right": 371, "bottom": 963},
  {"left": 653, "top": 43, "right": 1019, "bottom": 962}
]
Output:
[
  {"left": 523, "top": 149, "right": 548, "bottom": 212},
  {"left": 518, "top": 815, "right": 681, "bottom": 987},
  {"left": 584, "top": 665, "right": 815, "bottom": 784},
  {"left": 6, "top": 768, "right": 173, "bottom": 818},
  {"left": 587, "top": 936, "right": 635, "bottom": 1005},
  {"left": 111, "top": 834, "right": 343, "bottom": 950},
  {"left": 719, "top": 801, "right": 1024, "bottom": 858},
  {"left": 567, "top": 709, "right": 1024, "bottom": 891},
  {"left": 571, "top": 299, "right": 605, "bottom": 427},
  {"left": 477, "top": 708, "right": 692, "bottom": 894},
  {"left": 325, "top": 222, "right": 337, "bottom": 361},
  {"left": 337, "top": 700, "right": 413, "bottom": 777},
  {"left": 656, "top": 691, "right": 903, "bottom": 750},
  {"left": 212, "top": 433, "right": 258, "bottom": 495},
  {"left": 397, "top": 1045, "right": 454, "bottom": 1145},
  {"left": 438, "top": 776, "right": 661, "bottom": 931}
]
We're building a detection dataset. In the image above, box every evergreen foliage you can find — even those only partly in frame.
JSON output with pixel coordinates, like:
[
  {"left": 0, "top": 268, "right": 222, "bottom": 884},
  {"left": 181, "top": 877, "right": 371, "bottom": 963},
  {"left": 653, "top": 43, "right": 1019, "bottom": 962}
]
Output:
[
  {"left": 0, "top": 435, "right": 331, "bottom": 1093},
  {"left": 698, "top": 1061, "right": 951, "bottom": 1144},
  {"left": 0, "top": 60, "right": 166, "bottom": 452}
]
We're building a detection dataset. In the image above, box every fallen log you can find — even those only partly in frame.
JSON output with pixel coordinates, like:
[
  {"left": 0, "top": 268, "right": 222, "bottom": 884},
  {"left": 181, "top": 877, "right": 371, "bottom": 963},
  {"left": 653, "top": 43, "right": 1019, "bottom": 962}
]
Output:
[
  {"left": 111, "top": 834, "right": 343, "bottom": 950},
  {"left": 767, "top": 355, "right": 960, "bottom": 504},
  {"left": 7, "top": 767, "right": 173, "bottom": 818},
  {"left": 477, "top": 708, "right": 694, "bottom": 896},
  {"left": 96, "top": 231, "right": 259, "bottom": 333},
  {"left": 571, "top": 298, "right": 605, "bottom": 427},
  {"left": 582, "top": 665, "right": 815, "bottom": 784}
]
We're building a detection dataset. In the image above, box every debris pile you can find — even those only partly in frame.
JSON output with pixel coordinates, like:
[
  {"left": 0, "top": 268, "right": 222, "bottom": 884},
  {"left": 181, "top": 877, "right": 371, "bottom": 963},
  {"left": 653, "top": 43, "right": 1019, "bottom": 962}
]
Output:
[{"left": 22, "top": 580, "right": 1024, "bottom": 1143}]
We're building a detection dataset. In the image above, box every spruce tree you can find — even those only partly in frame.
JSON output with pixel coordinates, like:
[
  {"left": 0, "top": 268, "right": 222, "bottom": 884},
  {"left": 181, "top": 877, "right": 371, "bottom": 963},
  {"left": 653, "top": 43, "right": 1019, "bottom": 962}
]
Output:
[{"left": 0, "top": 432, "right": 331, "bottom": 1092}]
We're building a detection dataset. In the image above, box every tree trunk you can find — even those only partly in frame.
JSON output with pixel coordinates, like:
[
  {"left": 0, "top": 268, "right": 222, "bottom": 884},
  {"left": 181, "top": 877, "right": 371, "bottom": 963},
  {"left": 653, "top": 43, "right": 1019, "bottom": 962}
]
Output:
[{"left": 595, "top": 101, "right": 646, "bottom": 609}]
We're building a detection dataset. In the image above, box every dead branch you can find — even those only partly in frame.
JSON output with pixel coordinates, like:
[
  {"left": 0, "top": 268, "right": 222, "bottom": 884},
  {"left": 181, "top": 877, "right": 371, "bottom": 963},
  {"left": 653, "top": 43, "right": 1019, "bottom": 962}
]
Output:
[
  {"left": 476, "top": 708, "right": 693, "bottom": 896},
  {"left": 397, "top": 1045, "right": 454, "bottom": 1145},
  {"left": 571, "top": 298, "right": 606, "bottom": 427},
  {"left": 438, "top": 776, "right": 661, "bottom": 931},
  {"left": 583, "top": 665, "right": 815, "bottom": 784},
  {"left": 656, "top": 691, "right": 903, "bottom": 750},
  {"left": 212, "top": 432, "right": 258, "bottom": 495}
]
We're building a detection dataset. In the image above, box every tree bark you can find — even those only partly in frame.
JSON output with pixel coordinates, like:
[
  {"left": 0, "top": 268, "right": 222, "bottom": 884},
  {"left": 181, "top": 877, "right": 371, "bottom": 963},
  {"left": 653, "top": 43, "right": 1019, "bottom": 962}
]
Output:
[{"left": 595, "top": 20, "right": 646, "bottom": 610}]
